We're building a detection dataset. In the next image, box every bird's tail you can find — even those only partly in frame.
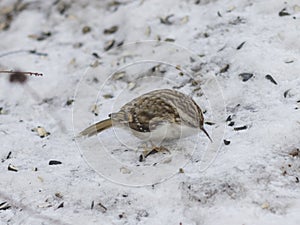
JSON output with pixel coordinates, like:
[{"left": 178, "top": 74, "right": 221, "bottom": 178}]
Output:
[{"left": 79, "top": 118, "right": 112, "bottom": 137}]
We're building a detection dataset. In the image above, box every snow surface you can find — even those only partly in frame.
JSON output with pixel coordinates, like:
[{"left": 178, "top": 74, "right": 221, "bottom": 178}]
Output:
[{"left": 0, "top": 0, "right": 300, "bottom": 224}]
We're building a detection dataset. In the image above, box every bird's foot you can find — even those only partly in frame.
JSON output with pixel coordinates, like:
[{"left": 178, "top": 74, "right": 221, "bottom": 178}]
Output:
[{"left": 139, "top": 146, "right": 170, "bottom": 162}]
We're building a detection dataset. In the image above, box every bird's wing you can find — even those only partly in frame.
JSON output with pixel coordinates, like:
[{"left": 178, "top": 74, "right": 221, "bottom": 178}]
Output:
[{"left": 126, "top": 96, "right": 180, "bottom": 133}]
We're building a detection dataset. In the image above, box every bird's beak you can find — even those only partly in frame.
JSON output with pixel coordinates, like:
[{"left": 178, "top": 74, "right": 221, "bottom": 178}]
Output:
[{"left": 201, "top": 127, "right": 212, "bottom": 142}]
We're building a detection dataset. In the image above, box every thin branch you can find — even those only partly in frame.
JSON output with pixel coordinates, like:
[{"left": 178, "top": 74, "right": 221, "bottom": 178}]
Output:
[{"left": 0, "top": 70, "right": 43, "bottom": 76}]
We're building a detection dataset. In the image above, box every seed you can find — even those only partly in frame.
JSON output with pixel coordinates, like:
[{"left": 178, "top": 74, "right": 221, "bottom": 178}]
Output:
[
  {"left": 103, "top": 25, "right": 118, "bottom": 34},
  {"left": 223, "top": 139, "right": 231, "bottom": 145},
  {"left": 220, "top": 64, "right": 230, "bottom": 73},
  {"left": 234, "top": 125, "right": 247, "bottom": 131},
  {"left": 265, "top": 74, "right": 278, "bottom": 85},
  {"left": 82, "top": 26, "right": 91, "bottom": 34},
  {"left": 236, "top": 41, "right": 246, "bottom": 50},
  {"left": 8, "top": 164, "right": 18, "bottom": 172},
  {"left": 104, "top": 40, "right": 115, "bottom": 51},
  {"left": 49, "top": 160, "right": 62, "bottom": 165},
  {"left": 239, "top": 73, "right": 253, "bottom": 82},
  {"left": 279, "top": 8, "right": 290, "bottom": 17}
]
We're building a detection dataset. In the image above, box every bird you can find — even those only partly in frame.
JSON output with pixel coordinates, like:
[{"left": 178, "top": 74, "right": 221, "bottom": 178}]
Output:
[{"left": 79, "top": 89, "right": 212, "bottom": 147}]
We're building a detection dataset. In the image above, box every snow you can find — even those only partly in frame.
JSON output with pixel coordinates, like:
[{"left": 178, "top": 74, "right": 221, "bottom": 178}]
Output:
[{"left": 1, "top": 0, "right": 300, "bottom": 224}]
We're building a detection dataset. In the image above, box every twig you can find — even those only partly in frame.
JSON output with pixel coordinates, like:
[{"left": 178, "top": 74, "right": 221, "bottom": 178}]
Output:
[{"left": 0, "top": 70, "right": 43, "bottom": 76}]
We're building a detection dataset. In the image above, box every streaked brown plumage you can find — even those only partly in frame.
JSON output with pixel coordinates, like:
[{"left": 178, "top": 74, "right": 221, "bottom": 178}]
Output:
[{"left": 79, "top": 89, "right": 211, "bottom": 142}]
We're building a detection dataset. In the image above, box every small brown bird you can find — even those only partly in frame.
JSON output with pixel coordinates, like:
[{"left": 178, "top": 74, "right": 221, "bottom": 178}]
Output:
[{"left": 79, "top": 89, "right": 212, "bottom": 144}]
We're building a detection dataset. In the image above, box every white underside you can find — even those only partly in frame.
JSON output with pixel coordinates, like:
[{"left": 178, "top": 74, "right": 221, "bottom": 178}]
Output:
[{"left": 129, "top": 123, "right": 199, "bottom": 144}]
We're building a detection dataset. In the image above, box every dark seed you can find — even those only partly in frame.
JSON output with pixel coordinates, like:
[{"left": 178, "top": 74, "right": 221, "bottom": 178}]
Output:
[
  {"left": 28, "top": 31, "right": 51, "bottom": 41},
  {"left": 56, "top": 1, "right": 70, "bottom": 14},
  {"left": 103, "top": 94, "right": 114, "bottom": 99},
  {"left": 285, "top": 60, "right": 294, "bottom": 64},
  {"left": 55, "top": 192, "right": 63, "bottom": 198},
  {"left": 164, "top": 38, "right": 175, "bottom": 42},
  {"left": 139, "top": 154, "right": 144, "bottom": 162},
  {"left": 226, "top": 115, "right": 232, "bottom": 122},
  {"left": 57, "top": 202, "right": 64, "bottom": 209},
  {"left": 220, "top": 64, "right": 230, "bottom": 73},
  {"left": 65, "top": 99, "right": 74, "bottom": 106},
  {"left": 223, "top": 139, "right": 231, "bottom": 145},
  {"left": 73, "top": 42, "right": 83, "bottom": 48},
  {"left": 234, "top": 125, "right": 247, "bottom": 131},
  {"left": 205, "top": 121, "right": 215, "bottom": 125},
  {"left": 284, "top": 89, "right": 290, "bottom": 98},
  {"left": 279, "top": 8, "right": 290, "bottom": 17},
  {"left": 289, "top": 148, "right": 299, "bottom": 157},
  {"left": 103, "top": 25, "right": 118, "bottom": 34},
  {"left": 296, "top": 177, "right": 299, "bottom": 183},
  {"left": 203, "top": 33, "right": 209, "bottom": 38},
  {"left": 237, "top": 41, "right": 246, "bottom": 50},
  {"left": 228, "top": 121, "right": 235, "bottom": 126},
  {"left": 265, "top": 74, "right": 278, "bottom": 85},
  {"left": 91, "top": 200, "right": 94, "bottom": 209},
  {"left": 8, "top": 164, "right": 18, "bottom": 172},
  {"left": 6, "top": 151, "right": 12, "bottom": 159},
  {"left": 117, "top": 40, "right": 124, "bottom": 47},
  {"left": 39, "top": 32, "right": 51, "bottom": 41},
  {"left": 0, "top": 202, "right": 11, "bottom": 210},
  {"left": 92, "top": 52, "right": 100, "bottom": 59},
  {"left": 217, "top": 11, "right": 222, "bottom": 17},
  {"left": 239, "top": 73, "right": 253, "bottom": 82},
  {"left": 29, "top": 50, "right": 48, "bottom": 56},
  {"left": 218, "top": 45, "right": 226, "bottom": 52},
  {"left": 49, "top": 160, "right": 62, "bottom": 165},
  {"left": 97, "top": 202, "right": 107, "bottom": 212},
  {"left": 107, "top": 1, "right": 122, "bottom": 12},
  {"left": 160, "top": 14, "right": 174, "bottom": 25},
  {"left": 82, "top": 26, "right": 91, "bottom": 34},
  {"left": 104, "top": 40, "right": 115, "bottom": 51}
]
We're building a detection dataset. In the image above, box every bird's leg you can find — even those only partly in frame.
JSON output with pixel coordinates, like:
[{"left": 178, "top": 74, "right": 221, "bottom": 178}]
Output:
[{"left": 139, "top": 142, "right": 170, "bottom": 162}]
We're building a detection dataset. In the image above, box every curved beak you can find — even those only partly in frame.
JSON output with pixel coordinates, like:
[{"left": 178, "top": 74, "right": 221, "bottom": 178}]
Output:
[{"left": 201, "top": 127, "right": 212, "bottom": 142}]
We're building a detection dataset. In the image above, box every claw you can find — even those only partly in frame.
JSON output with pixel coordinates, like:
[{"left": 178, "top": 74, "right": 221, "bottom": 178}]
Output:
[{"left": 139, "top": 146, "right": 170, "bottom": 161}]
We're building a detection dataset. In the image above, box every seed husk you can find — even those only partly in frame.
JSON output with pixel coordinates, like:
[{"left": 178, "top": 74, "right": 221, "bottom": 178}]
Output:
[
  {"left": 8, "top": 164, "right": 18, "bottom": 172},
  {"left": 49, "top": 160, "right": 62, "bottom": 165},
  {"left": 160, "top": 14, "right": 174, "bottom": 25},
  {"left": 220, "top": 64, "right": 230, "bottom": 73},
  {"left": 104, "top": 40, "right": 115, "bottom": 51},
  {"left": 265, "top": 74, "right": 278, "bottom": 85},
  {"left": 82, "top": 26, "right": 91, "bottom": 34},
  {"left": 239, "top": 73, "right": 253, "bottom": 82},
  {"left": 223, "top": 139, "right": 231, "bottom": 145},
  {"left": 279, "top": 8, "right": 290, "bottom": 16},
  {"left": 234, "top": 125, "right": 247, "bottom": 131},
  {"left": 237, "top": 41, "right": 246, "bottom": 50},
  {"left": 103, "top": 25, "right": 118, "bottom": 34}
]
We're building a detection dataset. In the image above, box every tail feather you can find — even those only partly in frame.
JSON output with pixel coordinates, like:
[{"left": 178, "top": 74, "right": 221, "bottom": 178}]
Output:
[{"left": 79, "top": 118, "right": 112, "bottom": 137}]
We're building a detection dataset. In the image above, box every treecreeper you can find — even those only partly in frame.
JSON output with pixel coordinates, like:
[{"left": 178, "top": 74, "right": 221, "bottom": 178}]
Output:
[{"left": 79, "top": 89, "right": 212, "bottom": 158}]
